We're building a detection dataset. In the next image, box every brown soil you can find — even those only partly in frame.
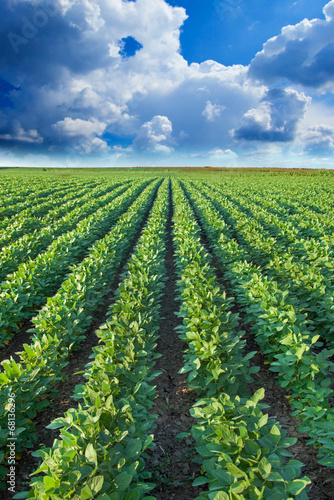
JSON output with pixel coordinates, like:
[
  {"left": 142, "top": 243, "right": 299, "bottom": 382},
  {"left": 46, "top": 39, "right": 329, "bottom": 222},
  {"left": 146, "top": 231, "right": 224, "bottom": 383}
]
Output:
[{"left": 145, "top": 183, "right": 205, "bottom": 500}]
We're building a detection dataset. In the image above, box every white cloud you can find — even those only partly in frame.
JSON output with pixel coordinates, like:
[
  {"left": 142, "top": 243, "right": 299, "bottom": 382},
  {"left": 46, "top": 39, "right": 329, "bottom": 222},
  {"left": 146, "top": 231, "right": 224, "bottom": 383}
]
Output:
[
  {"left": 232, "top": 88, "right": 310, "bottom": 142},
  {"left": 0, "top": 115, "right": 43, "bottom": 143},
  {"left": 81, "top": 137, "right": 110, "bottom": 154},
  {"left": 302, "top": 125, "right": 334, "bottom": 155},
  {"left": 134, "top": 115, "right": 173, "bottom": 151},
  {"left": 52, "top": 117, "right": 107, "bottom": 137},
  {"left": 0, "top": 0, "right": 333, "bottom": 166},
  {"left": 249, "top": 1, "right": 334, "bottom": 90},
  {"left": 0, "top": 127, "right": 43, "bottom": 144},
  {"left": 202, "top": 101, "right": 226, "bottom": 122}
]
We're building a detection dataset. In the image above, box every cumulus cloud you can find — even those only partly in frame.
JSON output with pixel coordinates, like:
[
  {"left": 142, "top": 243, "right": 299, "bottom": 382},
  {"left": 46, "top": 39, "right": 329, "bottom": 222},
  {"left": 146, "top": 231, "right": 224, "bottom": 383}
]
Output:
[
  {"left": 0, "top": 0, "right": 188, "bottom": 152},
  {"left": 0, "top": 0, "right": 332, "bottom": 165},
  {"left": 53, "top": 117, "right": 107, "bottom": 137},
  {"left": 0, "top": 0, "right": 262, "bottom": 157},
  {"left": 189, "top": 147, "right": 238, "bottom": 164},
  {"left": 134, "top": 115, "right": 174, "bottom": 152},
  {"left": 52, "top": 116, "right": 110, "bottom": 154},
  {"left": 0, "top": 126, "right": 43, "bottom": 144},
  {"left": 131, "top": 61, "right": 263, "bottom": 152},
  {"left": 232, "top": 88, "right": 310, "bottom": 142},
  {"left": 249, "top": 1, "right": 334, "bottom": 89},
  {"left": 303, "top": 125, "right": 334, "bottom": 155}
]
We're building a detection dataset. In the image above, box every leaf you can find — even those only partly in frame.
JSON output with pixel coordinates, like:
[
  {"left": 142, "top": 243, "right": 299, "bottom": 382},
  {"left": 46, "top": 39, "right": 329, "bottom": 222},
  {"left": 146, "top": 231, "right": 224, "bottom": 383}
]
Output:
[
  {"left": 244, "top": 439, "right": 260, "bottom": 456},
  {"left": 143, "top": 434, "right": 154, "bottom": 450},
  {"left": 124, "top": 491, "right": 141, "bottom": 500},
  {"left": 258, "top": 414, "right": 268, "bottom": 428},
  {"left": 226, "top": 463, "right": 246, "bottom": 479},
  {"left": 287, "top": 479, "right": 311, "bottom": 495},
  {"left": 188, "top": 370, "right": 198, "bottom": 382},
  {"left": 265, "top": 472, "right": 284, "bottom": 482},
  {"left": 114, "top": 472, "right": 133, "bottom": 490},
  {"left": 125, "top": 439, "right": 142, "bottom": 458},
  {"left": 102, "top": 380, "right": 110, "bottom": 393},
  {"left": 176, "top": 432, "right": 189, "bottom": 441},
  {"left": 258, "top": 457, "right": 271, "bottom": 478},
  {"left": 43, "top": 476, "right": 56, "bottom": 492},
  {"left": 12, "top": 493, "right": 29, "bottom": 499},
  {"left": 85, "top": 443, "right": 98, "bottom": 467},
  {"left": 87, "top": 475, "right": 104, "bottom": 494},
  {"left": 269, "top": 424, "right": 281, "bottom": 445},
  {"left": 75, "top": 465, "right": 93, "bottom": 480},
  {"left": 250, "top": 388, "right": 265, "bottom": 405},
  {"left": 46, "top": 420, "right": 67, "bottom": 430},
  {"left": 211, "top": 492, "right": 229, "bottom": 500},
  {"left": 80, "top": 485, "right": 94, "bottom": 499},
  {"left": 267, "top": 489, "right": 288, "bottom": 500},
  {"left": 318, "top": 456, "right": 334, "bottom": 468},
  {"left": 192, "top": 476, "right": 209, "bottom": 486}
]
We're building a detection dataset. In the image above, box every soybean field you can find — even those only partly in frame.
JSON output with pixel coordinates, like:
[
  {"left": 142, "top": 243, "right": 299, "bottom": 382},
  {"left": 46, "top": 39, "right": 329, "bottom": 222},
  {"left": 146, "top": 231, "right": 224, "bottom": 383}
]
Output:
[{"left": 1, "top": 168, "right": 334, "bottom": 500}]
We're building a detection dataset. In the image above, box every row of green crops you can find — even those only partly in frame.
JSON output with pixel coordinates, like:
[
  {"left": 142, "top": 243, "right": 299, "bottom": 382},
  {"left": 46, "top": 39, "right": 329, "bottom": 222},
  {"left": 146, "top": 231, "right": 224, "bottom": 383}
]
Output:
[
  {"left": 181, "top": 180, "right": 334, "bottom": 469},
  {"left": 207, "top": 181, "right": 334, "bottom": 240},
  {"left": 0, "top": 178, "right": 106, "bottom": 232},
  {"left": 0, "top": 182, "right": 130, "bottom": 283},
  {"left": 0, "top": 180, "right": 161, "bottom": 479},
  {"left": 0, "top": 180, "right": 152, "bottom": 346},
  {"left": 171, "top": 180, "right": 310, "bottom": 499},
  {"left": 0, "top": 181, "right": 94, "bottom": 220},
  {"left": 194, "top": 182, "right": 334, "bottom": 348},
  {"left": 0, "top": 171, "right": 334, "bottom": 498},
  {"left": 0, "top": 180, "right": 128, "bottom": 249},
  {"left": 19, "top": 179, "right": 170, "bottom": 499}
]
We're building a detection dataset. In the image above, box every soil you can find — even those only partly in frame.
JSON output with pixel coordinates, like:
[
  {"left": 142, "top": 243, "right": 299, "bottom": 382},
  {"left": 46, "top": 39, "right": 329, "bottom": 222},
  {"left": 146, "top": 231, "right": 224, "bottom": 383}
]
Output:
[{"left": 145, "top": 183, "right": 205, "bottom": 499}]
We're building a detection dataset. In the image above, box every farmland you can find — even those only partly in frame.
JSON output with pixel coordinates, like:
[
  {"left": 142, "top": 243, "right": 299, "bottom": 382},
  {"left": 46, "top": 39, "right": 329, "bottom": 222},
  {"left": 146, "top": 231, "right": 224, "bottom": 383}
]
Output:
[{"left": 0, "top": 167, "right": 334, "bottom": 499}]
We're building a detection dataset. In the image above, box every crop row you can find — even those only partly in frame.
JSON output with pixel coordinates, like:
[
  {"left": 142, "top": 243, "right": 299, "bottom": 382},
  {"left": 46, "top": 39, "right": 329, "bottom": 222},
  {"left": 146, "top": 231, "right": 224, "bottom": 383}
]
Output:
[
  {"left": 0, "top": 181, "right": 89, "bottom": 220},
  {"left": 171, "top": 180, "right": 310, "bottom": 499},
  {"left": 195, "top": 182, "right": 334, "bottom": 348},
  {"left": 200, "top": 181, "right": 333, "bottom": 274},
  {"left": 0, "top": 181, "right": 127, "bottom": 249},
  {"left": 0, "top": 182, "right": 130, "bottom": 283},
  {"left": 0, "top": 180, "right": 149, "bottom": 346},
  {"left": 0, "top": 179, "right": 106, "bottom": 233},
  {"left": 0, "top": 179, "right": 161, "bottom": 480},
  {"left": 182, "top": 180, "right": 334, "bottom": 469},
  {"left": 19, "top": 179, "right": 170, "bottom": 499},
  {"left": 216, "top": 182, "right": 334, "bottom": 240}
]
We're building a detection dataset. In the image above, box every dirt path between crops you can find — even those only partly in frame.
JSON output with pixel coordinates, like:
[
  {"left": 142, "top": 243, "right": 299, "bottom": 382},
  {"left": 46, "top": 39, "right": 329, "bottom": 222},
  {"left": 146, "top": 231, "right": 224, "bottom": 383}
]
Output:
[
  {"left": 183, "top": 186, "right": 334, "bottom": 500},
  {"left": 3, "top": 185, "right": 161, "bottom": 500},
  {"left": 145, "top": 182, "right": 206, "bottom": 500}
]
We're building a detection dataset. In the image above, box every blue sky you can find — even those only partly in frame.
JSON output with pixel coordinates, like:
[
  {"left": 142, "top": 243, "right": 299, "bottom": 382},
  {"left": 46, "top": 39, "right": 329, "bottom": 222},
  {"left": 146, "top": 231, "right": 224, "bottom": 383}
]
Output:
[
  {"left": 0, "top": 0, "right": 333, "bottom": 168},
  {"left": 167, "top": 0, "right": 325, "bottom": 66}
]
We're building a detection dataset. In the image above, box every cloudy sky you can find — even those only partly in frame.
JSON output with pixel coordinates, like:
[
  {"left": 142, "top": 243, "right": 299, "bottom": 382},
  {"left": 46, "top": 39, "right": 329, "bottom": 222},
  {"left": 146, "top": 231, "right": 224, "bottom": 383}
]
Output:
[{"left": 0, "top": 0, "right": 334, "bottom": 168}]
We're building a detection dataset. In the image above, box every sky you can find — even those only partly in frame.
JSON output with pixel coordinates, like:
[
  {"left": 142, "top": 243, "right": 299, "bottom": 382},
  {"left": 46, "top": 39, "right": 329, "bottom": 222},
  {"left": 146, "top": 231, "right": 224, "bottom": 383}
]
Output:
[{"left": 0, "top": 0, "right": 334, "bottom": 168}]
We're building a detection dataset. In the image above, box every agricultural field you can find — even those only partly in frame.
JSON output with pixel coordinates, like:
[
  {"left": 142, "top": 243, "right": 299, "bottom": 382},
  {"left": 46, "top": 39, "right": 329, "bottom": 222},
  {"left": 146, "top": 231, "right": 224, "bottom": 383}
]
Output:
[{"left": 0, "top": 167, "right": 334, "bottom": 500}]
